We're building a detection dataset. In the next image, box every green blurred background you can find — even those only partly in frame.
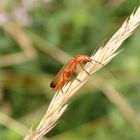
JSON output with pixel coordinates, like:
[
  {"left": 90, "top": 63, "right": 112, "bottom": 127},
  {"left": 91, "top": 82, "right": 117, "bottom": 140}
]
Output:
[{"left": 0, "top": 0, "right": 140, "bottom": 139}]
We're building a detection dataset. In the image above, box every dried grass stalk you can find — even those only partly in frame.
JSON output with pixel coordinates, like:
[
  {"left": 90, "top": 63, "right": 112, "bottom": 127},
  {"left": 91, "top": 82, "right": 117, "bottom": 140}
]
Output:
[{"left": 24, "top": 7, "right": 140, "bottom": 140}]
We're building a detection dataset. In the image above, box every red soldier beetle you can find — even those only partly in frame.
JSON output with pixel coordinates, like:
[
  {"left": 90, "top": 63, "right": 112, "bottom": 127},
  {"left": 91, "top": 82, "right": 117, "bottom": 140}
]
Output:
[{"left": 50, "top": 54, "right": 105, "bottom": 92}]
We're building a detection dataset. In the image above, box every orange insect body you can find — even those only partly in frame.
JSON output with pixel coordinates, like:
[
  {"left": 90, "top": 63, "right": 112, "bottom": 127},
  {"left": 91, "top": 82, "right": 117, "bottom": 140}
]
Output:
[{"left": 50, "top": 55, "right": 92, "bottom": 92}]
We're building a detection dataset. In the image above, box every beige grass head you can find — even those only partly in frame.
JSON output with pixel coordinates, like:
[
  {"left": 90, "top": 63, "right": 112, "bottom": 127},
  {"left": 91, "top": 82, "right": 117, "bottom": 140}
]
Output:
[{"left": 24, "top": 7, "right": 140, "bottom": 140}]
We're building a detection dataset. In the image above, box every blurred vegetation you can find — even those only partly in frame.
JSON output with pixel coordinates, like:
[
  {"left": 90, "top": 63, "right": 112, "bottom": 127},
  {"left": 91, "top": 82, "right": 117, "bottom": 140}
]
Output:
[{"left": 0, "top": 0, "right": 140, "bottom": 140}]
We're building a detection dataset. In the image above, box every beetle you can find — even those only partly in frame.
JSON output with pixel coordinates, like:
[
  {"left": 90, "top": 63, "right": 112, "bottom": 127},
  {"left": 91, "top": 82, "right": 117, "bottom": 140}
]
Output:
[{"left": 50, "top": 55, "right": 97, "bottom": 92}]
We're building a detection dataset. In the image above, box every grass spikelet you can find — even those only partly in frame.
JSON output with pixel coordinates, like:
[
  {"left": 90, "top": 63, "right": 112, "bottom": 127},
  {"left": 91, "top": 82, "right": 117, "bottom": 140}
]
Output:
[{"left": 24, "top": 7, "right": 140, "bottom": 140}]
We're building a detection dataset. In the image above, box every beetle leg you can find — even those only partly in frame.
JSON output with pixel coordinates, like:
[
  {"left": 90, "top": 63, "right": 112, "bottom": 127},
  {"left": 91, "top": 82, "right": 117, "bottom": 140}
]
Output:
[
  {"left": 75, "top": 77, "right": 81, "bottom": 82},
  {"left": 79, "top": 62, "right": 91, "bottom": 76},
  {"left": 61, "top": 71, "right": 70, "bottom": 93}
]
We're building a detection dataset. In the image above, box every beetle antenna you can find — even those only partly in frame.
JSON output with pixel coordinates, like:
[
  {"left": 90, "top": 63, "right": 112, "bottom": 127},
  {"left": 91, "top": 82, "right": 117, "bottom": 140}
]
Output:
[{"left": 91, "top": 59, "right": 117, "bottom": 79}]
